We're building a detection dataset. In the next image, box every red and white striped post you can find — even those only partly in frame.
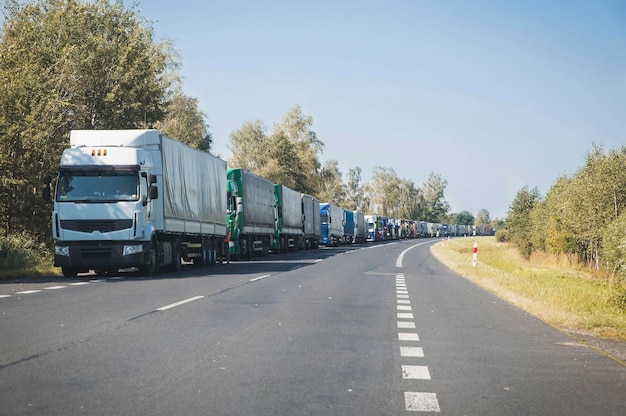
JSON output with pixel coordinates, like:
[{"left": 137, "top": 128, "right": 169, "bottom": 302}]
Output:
[{"left": 472, "top": 242, "right": 478, "bottom": 267}]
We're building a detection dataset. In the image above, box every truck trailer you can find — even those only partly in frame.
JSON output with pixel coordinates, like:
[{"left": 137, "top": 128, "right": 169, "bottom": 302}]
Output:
[
  {"left": 272, "top": 184, "right": 303, "bottom": 252},
  {"left": 44, "top": 129, "right": 227, "bottom": 277},
  {"left": 226, "top": 168, "right": 275, "bottom": 259},
  {"left": 301, "top": 194, "right": 320, "bottom": 249},
  {"left": 319, "top": 203, "right": 344, "bottom": 246},
  {"left": 353, "top": 211, "right": 366, "bottom": 244}
]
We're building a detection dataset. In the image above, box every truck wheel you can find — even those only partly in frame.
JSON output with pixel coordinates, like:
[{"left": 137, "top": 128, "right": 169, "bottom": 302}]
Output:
[
  {"left": 246, "top": 236, "right": 253, "bottom": 260},
  {"left": 139, "top": 238, "right": 159, "bottom": 276},
  {"left": 62, "top": 267, "right": 78, "bottom": 278},
  {"left": 171, "top": 239, "right": 182, "bottom": 272},
  {"left": 210, "top": 238, "right": 217, "bottom": 266}
]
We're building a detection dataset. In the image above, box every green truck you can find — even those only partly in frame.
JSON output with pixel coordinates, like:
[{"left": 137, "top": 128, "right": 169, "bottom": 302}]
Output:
[{"left": 226, "top": 168, "right": 275, "bottom": 259}]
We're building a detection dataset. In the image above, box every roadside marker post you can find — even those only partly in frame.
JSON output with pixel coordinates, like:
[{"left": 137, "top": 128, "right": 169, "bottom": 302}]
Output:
[{"left": 472, "top": 242, "right": 478, "bottom": 267}]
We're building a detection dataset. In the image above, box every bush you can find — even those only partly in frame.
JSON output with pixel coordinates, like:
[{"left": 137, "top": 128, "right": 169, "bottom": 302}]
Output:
[
  {"left": 495, "top": 228, "right": 510, "bottom": 243},
  {"left": 601, "top": 212, "right": 626, "bottom": 282},
  {"left": 0, "top": 232, "right": 50, "bottom": 271}
]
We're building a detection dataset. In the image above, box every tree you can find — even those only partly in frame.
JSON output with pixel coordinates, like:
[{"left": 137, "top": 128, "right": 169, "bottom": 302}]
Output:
[
  {"left": 228, "top": 105, "right": 323, "bottom": 196},
  {"left": 366, "top": 166, "right": 401, "bottom": 217},
  {"left": 156, "top": 86, "right": 213, "bottom": 152},
  {"left": 506, "top": 185, "right": 541, "bottom": 260},
  {"left": 475, "top": 209, "right": 491, "bottom": 226},
  {"left": 317, "top": 160, "right": 345, "bottom": 205},
  {"left": 449, "top": 211, "right": 474, "bottom": 225},
  {"left": 270, "top": 105, "right": 323, "bottom": 195},
  {"left": 344, "top": 167, "right": 366, "bottom": 211},
  {"left": 422, "top": 172, "right": 450, "bottom": 222},
  {"left": 227, "top": 120, "right": 268, "bottom": 171},
  {"left": 0, "top": 0, "right": 176, "bottom": 239}
]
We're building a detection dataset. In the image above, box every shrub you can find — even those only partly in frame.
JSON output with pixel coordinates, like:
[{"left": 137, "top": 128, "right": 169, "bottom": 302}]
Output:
[
  {"left": 495, "top": 228, "right": 510, "bottom": 243},
  {"left": 0, "top": 233, "right": 50, "bottom": 271}
]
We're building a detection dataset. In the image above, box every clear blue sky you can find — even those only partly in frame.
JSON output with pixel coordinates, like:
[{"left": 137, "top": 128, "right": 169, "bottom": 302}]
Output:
[{"left": 137, "top": 0, "right": 626, "bottom": 219}]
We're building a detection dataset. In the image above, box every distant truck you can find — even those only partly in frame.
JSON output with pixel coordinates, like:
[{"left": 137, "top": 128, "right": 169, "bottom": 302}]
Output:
[
  {"left": 343, "top": 209, "right": 355, "bottom": 244},
  {"left": 365, "top": 214, "right": 381, "bottom": 242},
  {"left": 301, "top": 194, "right": 320, "bottom": 249},
  {"left": 43, "top": 129, "right": 227, "bottom": 277},
  {"left": 226, "top": 168, "right": 275, "bottom": 259},
  {"left": 319, "top": 203, "right": 344, "bottom": 246},
  {"left": 353, "top": 211, "right": 366, "bottom": 244},
  {"left": 272, "top": 184, "right": 302, "bottom": 252}
]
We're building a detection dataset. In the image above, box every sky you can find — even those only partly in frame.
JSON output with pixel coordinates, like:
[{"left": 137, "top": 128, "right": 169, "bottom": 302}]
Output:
[{"left": 135, "top": 0, "right": 626, "bottom": 219}]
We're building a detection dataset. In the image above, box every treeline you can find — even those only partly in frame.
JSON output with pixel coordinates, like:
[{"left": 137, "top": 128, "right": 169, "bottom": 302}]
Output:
[
  {"left": 0, "top": 0, "right": 210, "bottom": 240},
  {"left": 226, "top": 105, "right": 461, "bottom": 225},
  {"left": 504, "top": 145, "right": 626, "bottom": 282}
]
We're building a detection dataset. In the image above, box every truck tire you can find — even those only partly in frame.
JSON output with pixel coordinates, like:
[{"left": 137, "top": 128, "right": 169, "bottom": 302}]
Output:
[
  {"left": 139, "top": 238, "right": 160, "bottom": 276},
  {"left": 210, "top": 237, "right": 217, "bottom": 266},
  {"left": 62, "top": 267, "right": 78, "bottom": 278},
  {"left": 171, "top": 239, "right": 182, "bottom": 272},
  {"left": 246, "top": 236, "right": 253, "bottom": 261}
]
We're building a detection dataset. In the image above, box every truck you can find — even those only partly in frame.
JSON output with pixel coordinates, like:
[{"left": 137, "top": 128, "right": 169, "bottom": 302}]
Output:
[
  {"left": 272, "top": 184, "right": 302, "bottom": 252},
  {"left": 301, "top": 194, "right": 320, "bottom": 249},
  {"left": 342, "top": 209, "right": 355, "bottom": 245},
  {"left": 365, "top": 214, "right": 381, "bottom": 242},
  {"left": 319, "top": 203, "right": 344, "bottom": 246},
  {"left": 226, "top": 168, "right": 275, "bottom": 259},
  {"left": 43, "top": 129, "right": 227, "bottom": 277},
  {"left": 353, "top": 211, "right": 366, "bottom": 244}
]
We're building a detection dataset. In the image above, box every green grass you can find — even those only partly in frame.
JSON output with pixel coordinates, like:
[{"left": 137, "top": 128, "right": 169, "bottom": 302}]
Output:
[{"left": 431, "top": 237, "right": 626, "bottom": 341}]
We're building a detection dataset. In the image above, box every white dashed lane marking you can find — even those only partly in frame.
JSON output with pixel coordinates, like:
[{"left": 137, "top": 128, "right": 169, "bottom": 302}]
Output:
[
  {"left": 402, "top": 365, "right": 431, "bottom": 380},
  {"left": 15, "top": 290, "right": 42, "bottom": 294},
  {"left": 395, "top": 271, "right": 441, "bottom": 413},
  {"left": 44, "top": 286, "right": 67, "bottom": 290},
  {"left": 400, "top": 346, "right": 425, "bottom": 357},
  {"left": 156, "top": 296, "right": 205, "bottom": 311},
  {"left": 405, "top": 392, "right": 441, "bottom": 412},
  {"left": 398, "top": 332, "right": 420, "bottom": 341}
]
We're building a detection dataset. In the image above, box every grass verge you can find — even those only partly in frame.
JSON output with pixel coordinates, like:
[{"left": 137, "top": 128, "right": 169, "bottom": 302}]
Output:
[{"left": 431, "top": 237, "right": 626, "bottom": 341}]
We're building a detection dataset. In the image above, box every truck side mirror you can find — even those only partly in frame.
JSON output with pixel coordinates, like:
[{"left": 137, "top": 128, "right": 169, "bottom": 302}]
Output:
[
  {"left": 236, "top": 197, "right": 244, "bottom": 213},
  {"left": 42, "top": 175, "right": 52, "bottom": 201},
  {"left": 149, "top": 185, "right": 158, "bottom": 200},
  {"left": 148, "top": 174, "right": 157, "bottom": 185}
]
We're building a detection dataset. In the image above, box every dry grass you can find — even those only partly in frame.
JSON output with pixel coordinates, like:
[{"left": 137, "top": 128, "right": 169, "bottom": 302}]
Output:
[{"left": 431, "top": 237, "right": 626, "bottom": 341}]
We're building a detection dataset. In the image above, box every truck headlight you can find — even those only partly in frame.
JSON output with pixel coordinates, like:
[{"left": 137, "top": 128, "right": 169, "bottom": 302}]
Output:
[
  {"left": 55, "top": 246, "right": 70, "bottom": 257},
  {"left": 123, "top": 244, "right": 143, "bottom": 256}
]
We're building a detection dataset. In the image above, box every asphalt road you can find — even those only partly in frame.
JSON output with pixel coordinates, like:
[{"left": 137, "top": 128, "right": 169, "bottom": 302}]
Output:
[{"left": 1, "top": 239, "right": 625, "bottom": 415}]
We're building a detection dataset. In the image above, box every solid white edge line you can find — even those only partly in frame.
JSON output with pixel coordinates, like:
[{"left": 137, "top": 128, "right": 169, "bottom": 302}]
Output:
[
  {"left": 157, "top": 295, "right": 204, "bottom": 311},
  {"left": 396, "top": 241, "right": 433, "bottom": 268},
  {"left": 249, "top": 274, "right": 271, "bottom": 282}
]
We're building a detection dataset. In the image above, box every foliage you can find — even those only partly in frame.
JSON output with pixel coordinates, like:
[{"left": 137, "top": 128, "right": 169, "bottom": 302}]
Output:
[
  {"left": 156, "top": 86, "right": 213, "bottom": 152},
  {"left": 0, "top": 0, "right": 189, "bottom": 240},
  {"left": 449, "top": 210, "right": 474, "bottom": 225},
  {"left": 421, "top": 172, "right": 450, "bottom": 222},
  {"left": 344, "top": 167, "right": 367, "bottom": 211},
  {"left": 317, "top": 160, "right": 345, "bottom": 205},
  {"left": 475, "top": 209, "right": 491, "bottom": 226},
  {"left": 0, "top": 231, "right": 50, "bottom": 270},
  {"left": 601, "top": 211, "right": 626, "bottom": 282},
  {"left": 228, "top": 105, "right": 323, "bottom": 196},
  {"left": 504, "top": 144, "right": 626, "bottom": 277},
  {"left": 506, "top": 185, "right": 541, "bottom": 260},
  {"left": 494, "top": 228, "right": 510, "bottom": 242}
]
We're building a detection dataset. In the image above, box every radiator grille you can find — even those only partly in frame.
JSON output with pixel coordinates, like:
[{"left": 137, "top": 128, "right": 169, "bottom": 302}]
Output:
[{"left": 60, "top": 220, "right": 132, "bottom": 233}]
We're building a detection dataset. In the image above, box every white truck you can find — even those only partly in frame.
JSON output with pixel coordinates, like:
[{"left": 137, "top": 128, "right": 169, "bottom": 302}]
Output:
[{"left": 43, "top": 129, "right": 227, "bottom": 277}]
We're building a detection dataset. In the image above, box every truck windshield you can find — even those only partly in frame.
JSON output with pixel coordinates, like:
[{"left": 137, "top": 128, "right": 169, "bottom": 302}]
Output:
[
  {"left": 320, "top": 213, "right": 329, "bottom": 224},
  {"left": 56, "top": 171, "right": 139, "bottom": 202}
]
